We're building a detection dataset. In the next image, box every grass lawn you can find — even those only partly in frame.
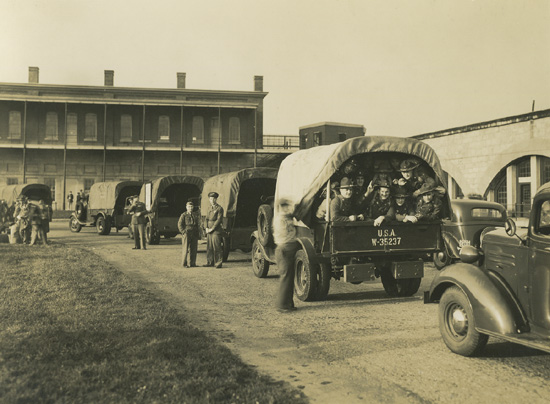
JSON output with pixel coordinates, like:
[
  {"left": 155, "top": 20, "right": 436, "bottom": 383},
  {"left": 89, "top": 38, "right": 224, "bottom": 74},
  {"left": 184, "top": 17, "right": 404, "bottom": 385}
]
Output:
[{"left": 0, "top": 244, "right": 308, "bottom": 404}]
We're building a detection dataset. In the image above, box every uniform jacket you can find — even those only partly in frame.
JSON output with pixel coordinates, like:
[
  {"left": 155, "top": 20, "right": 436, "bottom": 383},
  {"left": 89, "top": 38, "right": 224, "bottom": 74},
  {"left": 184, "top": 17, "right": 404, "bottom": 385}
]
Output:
[
  {"left": 206, "top": 203, "right": 224, "bottom": 233},
  {"left": 370, "top": 194, "right": 392, "bottom": 220},
  {"left": 178, "top": 211, "right": 200, "bottom": 238},
  {"left": 415, "top": 197, "right": 442, "bottom": 221},
  {"left": 128, "top": 201, "right": 147, "bottom": 225},
  {"left": 391, "top": 200, "right": 415, "bottom": 222},
  {"left": 330, "top": 194, "right": 356, "bottom": 222}
]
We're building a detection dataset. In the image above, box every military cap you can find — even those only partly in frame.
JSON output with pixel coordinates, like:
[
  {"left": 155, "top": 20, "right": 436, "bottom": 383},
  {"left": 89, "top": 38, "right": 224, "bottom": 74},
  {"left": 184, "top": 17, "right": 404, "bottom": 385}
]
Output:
[
  {"left": 417, "top": 181, "right": 436, "bottom": 195},
  {"left": 208, "top": 191, "right": 219, "bottom": 198},
  {"left": 393, "top": 186, "right": 409, "bottom": 198},
  {"left": 186, "top": 201, "right": 194, "bottom": 206},
  {"left": 373, "top": 177, "right": 392, "bottom": 189},
  {"left": 399, "top": 158, "right": 421, "bottom": 172},
  {"left": 338, "top": 177, "right": 356, "bottom": 189}
]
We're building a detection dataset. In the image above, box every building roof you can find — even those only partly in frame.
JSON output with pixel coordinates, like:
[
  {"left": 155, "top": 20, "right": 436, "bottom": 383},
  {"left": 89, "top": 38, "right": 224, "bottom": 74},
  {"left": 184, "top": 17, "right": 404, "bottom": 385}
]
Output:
[{"left": 299, "top": 122, "right": 365, "bottom": 130}]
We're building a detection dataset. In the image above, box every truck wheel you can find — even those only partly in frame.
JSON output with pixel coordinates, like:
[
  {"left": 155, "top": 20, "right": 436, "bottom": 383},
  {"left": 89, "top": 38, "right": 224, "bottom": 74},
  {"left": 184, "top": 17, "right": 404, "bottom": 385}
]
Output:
[
  {"left": 96, "top": 216, "right": 111, "bottom": 235},
  {"left": 69, "top": 217, "right": 82, "bottom": 233},
  {"left": 433, "top": 250, "right": 452, "bottom": 270},
  {"left": 251, "top": 239, "right": 270, "bottom": 278},
  {"left": 146, "top": 222, "right": 160, "bottom": 245},
  {"left": 294, "top": 250, "right": 319, "bottom": 302},
  {"left": 257, "top": 204, "right": 273, "bottom": 247},
  {"left": 381, "top": 270, "right": 421, "bottom": 297},
  {"left": 439, "top": 286, "right": 488, "bottom": 356},
  {"left": 315, "top": 263, "right": 331, "bottom": 301},
  {"left": 222, "top": 236, "right": 230, "bottom": 262}
]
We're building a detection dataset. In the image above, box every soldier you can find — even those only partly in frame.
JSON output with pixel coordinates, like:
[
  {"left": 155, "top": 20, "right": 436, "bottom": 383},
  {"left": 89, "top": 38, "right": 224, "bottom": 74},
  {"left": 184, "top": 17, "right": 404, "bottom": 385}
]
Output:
[
  {"left": 67, "top": 191, "right": 74, "bottom": 210},
  {"left": 415, "top": 181, "right": 442, "bottom": 221},
  {"left": 128, "top": 196, "right": 147, "bottom": 250},
  {"left": 330, "top": 177, "right": 359, "bottom": 222},
  {"left": 15, "top": 196, "right": 31, "bottom": 244},
  {"left": 29, "top": 201, "right": 47, "bottom": 245},
  {"left": 178, "top": 201, "right": 200, "bottom": 268},
  {"left": 370, "top": 178, "right": 393, "bottom": 227},
  {"left": 204, "top": 191, "right": 224, "bottom": 268},
  {"left": 393, "top": 158, "right": 422, "bottom": 196},
  {"left": 391, "top": 186, "right": 417, "bottom": 223}
]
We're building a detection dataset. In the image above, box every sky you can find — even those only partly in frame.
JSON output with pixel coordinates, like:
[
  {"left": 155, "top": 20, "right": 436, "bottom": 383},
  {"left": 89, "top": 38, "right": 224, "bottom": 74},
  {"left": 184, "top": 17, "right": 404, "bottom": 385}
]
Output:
[{"left": 1, "top": 0, "right": 549, "bottom": 137}]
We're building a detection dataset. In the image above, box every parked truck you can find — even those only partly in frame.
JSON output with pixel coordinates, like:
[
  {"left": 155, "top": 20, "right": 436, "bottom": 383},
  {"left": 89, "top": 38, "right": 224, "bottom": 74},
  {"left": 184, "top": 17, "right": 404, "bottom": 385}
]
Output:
[
  {"left": 0, "top": 183, "right": 53, "bottom": 233},
  {"left": 251, "top": 136, "right": 451, "bottom": 301},
  {"left": 201, "top": 167, "right": 278, "bottom": 261},
  {"left": 69, "top": 181, "right": 142, "bottom": 235},
  {"left": 139, "top": 176, "right": 204, "bottom": 244},
  {"left": 425, "top": 182, "right": 550, "bottom": 356}
]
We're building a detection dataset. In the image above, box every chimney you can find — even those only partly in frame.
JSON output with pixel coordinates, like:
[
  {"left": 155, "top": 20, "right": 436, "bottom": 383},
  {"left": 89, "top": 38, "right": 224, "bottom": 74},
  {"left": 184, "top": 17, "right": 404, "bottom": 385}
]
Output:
[
  {"left": 177, "top": 72, "right": 186, "bottom": 89},
  {"left": 254, "top": 75, "right": 263, "bottom": 91},
  {"left": 104, "top": 70, "right": 114, "bottom": 86},
  {"left": 28, "top": 67, "right": 39, "bottom": 84}
]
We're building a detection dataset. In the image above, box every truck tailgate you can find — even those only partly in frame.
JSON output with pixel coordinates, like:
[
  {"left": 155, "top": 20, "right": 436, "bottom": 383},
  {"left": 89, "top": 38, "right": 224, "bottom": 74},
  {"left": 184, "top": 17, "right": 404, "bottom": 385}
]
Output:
[{"left": 330, "top": 222, "right": 441, "bottom": 254}]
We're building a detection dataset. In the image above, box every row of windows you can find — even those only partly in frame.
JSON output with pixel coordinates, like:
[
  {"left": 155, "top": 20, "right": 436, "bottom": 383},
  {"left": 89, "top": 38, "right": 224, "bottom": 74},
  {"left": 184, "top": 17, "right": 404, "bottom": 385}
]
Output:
[{"left": 7, "top": 111, "right": 242, "bottom": 144}]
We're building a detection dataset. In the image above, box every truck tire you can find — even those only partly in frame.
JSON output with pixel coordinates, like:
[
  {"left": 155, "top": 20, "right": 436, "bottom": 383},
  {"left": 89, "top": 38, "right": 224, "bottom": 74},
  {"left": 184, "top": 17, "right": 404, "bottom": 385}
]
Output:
[
  {"left": 69, "top": 216, "right": 82, "bottom": 233},
  {"left": 381, "top": 269, "right": 421, "bottom": 297},
  {"left": 257, "top": 204, "right": 273, "bottom": 247},
  {"left": 294, "top": 249, "right": 319, "bottom": 302},
  {"left": 251, "top": 238, "right": 270, "bottom": 278},
  {"left": 315, "top": 263, "right": 331, "bottom": 301},
  {"left": 222, "top": 236, "right": 230, "bottom": 262},
  {"left": 439, "top": 286, "right": 488, "bottom": 356},
  {"left": 96, "top": 216, "right": 111, "bottom": 235},
  {"left": 146, "top": 222, "right": 160, "bottom": 245}
]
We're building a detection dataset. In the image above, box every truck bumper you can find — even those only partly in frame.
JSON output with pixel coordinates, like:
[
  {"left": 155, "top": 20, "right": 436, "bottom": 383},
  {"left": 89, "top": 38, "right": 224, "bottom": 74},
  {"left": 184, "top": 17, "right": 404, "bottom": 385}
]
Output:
[{"left": 343, "top": 261, "right": 424, "bottom": 283}]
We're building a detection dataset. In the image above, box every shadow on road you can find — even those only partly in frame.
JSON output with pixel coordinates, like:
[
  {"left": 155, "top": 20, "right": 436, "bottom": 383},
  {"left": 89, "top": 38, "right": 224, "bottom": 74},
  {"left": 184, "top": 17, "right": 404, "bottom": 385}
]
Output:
[{"left": 481, "top": 342, "right": 550, "bottom": 358}]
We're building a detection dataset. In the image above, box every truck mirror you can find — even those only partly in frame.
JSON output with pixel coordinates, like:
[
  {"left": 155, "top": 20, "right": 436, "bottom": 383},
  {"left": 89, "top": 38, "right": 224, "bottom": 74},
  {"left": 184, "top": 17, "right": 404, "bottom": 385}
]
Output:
[
  {"left": 459, "top": 245, "right": 480, "bottom": 264},
  {"left": 505, "top": 217, "right": 516, "bottom": 237}
]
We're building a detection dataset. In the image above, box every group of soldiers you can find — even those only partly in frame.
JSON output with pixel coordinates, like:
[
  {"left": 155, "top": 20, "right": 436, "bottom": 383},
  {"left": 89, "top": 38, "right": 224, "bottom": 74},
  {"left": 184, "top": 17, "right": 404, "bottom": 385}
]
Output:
[
  {"left": 0, "top": 195, "right": 51, "bottom": 245},
  {"left": 318, "top": 157, "right": 444, "bottom": 225}
]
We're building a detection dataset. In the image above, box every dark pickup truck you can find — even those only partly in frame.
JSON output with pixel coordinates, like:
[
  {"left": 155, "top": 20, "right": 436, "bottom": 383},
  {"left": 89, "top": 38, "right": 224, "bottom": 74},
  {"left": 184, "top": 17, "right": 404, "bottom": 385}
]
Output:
[
  {"left": 251, "top": 136, "right": 451, "bottom": 302},
  {"left": 425, "top": 182, "right": 550, "bottom": 356}
]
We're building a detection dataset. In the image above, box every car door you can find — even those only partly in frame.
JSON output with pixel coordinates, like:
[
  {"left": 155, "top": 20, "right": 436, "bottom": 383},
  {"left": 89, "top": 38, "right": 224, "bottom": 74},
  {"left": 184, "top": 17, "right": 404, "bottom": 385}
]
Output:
[{"left": 528, "top": 198, "right": 550, "bottom": 331}]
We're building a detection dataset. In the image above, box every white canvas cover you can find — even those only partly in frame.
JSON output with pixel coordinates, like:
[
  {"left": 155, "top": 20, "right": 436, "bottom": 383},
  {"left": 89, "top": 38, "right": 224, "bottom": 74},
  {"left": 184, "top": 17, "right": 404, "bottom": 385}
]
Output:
[
  {"left": 274, "top": 136, "right": 449, "bottom": 222},
  {"left": 88, "top": 181, "right": 142, "bottom": 210}
]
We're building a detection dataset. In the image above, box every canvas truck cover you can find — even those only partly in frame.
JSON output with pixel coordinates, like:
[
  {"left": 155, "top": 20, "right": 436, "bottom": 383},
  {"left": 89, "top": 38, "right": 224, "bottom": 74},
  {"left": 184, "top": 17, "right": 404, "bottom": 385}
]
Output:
[
  {"left": 0, "top": 183, "right": 52, "bottom": 207},
  {"left": 200, "top": 168, "right": 278, "bottom": 217},
  {"left": 274, "top": 136, "right": 450, "bottom": 222},
  {"left": 88, "top": 181, "right": 142, "bottom": 210},
  {"left": 139, "top": 176, "right": 204, "bottom": 212}
]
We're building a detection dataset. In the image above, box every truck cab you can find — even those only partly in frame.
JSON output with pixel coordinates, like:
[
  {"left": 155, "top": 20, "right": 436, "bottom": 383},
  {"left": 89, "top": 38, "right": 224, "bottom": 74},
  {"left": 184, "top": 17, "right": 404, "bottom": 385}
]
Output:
[{"left": 425, "top": 182, "right": 550, "bottom": 356}]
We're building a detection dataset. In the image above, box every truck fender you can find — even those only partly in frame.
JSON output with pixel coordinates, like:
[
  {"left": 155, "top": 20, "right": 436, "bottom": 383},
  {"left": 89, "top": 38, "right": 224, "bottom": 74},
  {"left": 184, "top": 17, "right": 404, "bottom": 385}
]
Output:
[
  {"left": 250, "top": 230, "right": 276, "bottom": 264},
  {"left": 427, "top": 263, "right": 518, "bottom": 335},
  {"left": 441, "top": 231, "right": 460, "bottom": 258},
  {"left": 296, "top": 237, "right": 321, "bottom": 268}
]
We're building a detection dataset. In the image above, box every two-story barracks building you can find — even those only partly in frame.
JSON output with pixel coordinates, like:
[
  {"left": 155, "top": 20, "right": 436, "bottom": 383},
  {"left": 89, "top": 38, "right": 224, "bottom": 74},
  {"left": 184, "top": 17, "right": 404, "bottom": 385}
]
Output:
[{"left": 0, "top": 67, "right": 281, "bottom": 209}]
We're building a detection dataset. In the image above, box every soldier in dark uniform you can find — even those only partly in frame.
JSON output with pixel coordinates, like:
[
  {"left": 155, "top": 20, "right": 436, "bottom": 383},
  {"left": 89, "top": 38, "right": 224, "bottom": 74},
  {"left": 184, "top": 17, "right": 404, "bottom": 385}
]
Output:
[
  {"left": 393, "top": 158, "right": 422, "bottom": 196},
  {"left": 391, "top": 186, "right": 417, "bottom": 223},
  {"left": 330, "top": 177, "right": 359, "bottom": 222},
  {"left": 204, "top": 191, "right": 224, "bottom": 268},
  {"left": 128, "top": 196, "right": 147, "bottom": 250},
  {"left": 370, "top": 178, "right": 393, "bottom": 226},
  {"left": 178, "top": 201, "right": 200, "bottom": 267},
  {"left": 415, "top": 181, "right": 442, "bottom": 221}
]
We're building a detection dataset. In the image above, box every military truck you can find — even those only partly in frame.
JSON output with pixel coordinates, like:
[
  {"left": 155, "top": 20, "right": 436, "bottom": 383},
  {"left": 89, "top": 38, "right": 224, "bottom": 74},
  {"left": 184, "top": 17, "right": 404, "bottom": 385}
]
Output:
[
  {"left": 425, "top": 182, "right": 550, "bottom": 356},
  {"left": 251, "top": 136, "right": 451, "bottom": 301},
  {"left": 139, "top": 176, "right": 203, "bottom": 244},
  {"left": 0, "top": 183, "right": 53, "bottom": 232},
  {"left": 69, "top": 181, "right": 142, "bottom": 235},
  {"left": 201, "top": 167, "right": 277, "bottom": 261}
]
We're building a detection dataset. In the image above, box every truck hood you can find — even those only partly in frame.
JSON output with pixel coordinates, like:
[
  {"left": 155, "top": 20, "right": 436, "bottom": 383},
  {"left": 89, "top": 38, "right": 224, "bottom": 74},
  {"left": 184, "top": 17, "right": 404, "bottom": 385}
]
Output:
[{"left": 481, "top": 227, "right": 528, "bottom": 248}]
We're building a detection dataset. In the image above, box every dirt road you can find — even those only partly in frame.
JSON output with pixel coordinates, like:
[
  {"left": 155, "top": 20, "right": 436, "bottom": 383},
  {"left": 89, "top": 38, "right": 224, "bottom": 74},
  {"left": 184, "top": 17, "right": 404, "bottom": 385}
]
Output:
[{"left": 51, "top": 221, "right": 550, "bottom": 403}]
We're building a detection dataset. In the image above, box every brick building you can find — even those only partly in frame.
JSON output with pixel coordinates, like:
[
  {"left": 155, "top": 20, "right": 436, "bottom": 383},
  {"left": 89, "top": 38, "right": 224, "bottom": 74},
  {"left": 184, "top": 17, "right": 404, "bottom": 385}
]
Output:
[{"left": 0, "top": 67, "right": 291, "bottom": 209}]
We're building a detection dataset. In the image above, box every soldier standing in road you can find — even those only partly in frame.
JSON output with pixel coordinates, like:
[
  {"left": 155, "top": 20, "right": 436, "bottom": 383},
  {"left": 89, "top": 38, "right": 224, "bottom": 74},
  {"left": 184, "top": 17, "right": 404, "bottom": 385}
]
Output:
[
  {"left": 204, "top": 191, "right": 224, "bottom": 268},
  {"left": 178, "top": 201, "right": 200, "bottom": 267},
  {"left": 67, "top": 191, "right": 74, "bottom": 210},
  {"left": 274, "top": 198, "right": 299, "bottom": 312},
  {"left": 128, "top": 196, "right": 147, "bottom": 250}
]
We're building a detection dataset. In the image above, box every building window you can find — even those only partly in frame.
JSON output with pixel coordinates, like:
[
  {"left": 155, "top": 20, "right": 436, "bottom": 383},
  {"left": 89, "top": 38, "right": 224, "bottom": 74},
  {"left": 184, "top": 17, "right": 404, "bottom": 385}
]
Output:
[
  {"left": 495, "top": 178, "right": 507, "bottom": 207},
  {"left": 517, "top": 159, "right": 530, "bottom": 178},
  {"left": 84, "top": 113, "right": 97, "bottom": 141},
  {"left": 228, "top": 117, "right": 240, "bottom": 144},
  {"left": 67, "top": 113, "right": 78, "bottom": 137},
  {"left": 192, "top": 116, "right": 204, "bottom": 144},
  {"left": 44, "top": 178, "right": 56, "bottom": 201},
  {"left": 158, "top": 115, "right": 170, "bottom": 141},
  {"left": 313, "top": 132, "right": 322, "bottom": 147},
  {"left": 45, "top": 112, "right": 58, "bottom": 140},
  {"left": 7, "top": 177, "right": 18, "bottom": 185},
  {"left": 121, "top": 114, "right": 132, "bottom": 142},
  {"left": 84, "top": 179, "right": 95, "bottom": 192},
  {"left": 8, "top": 111, "right": 21, "bottom": 140}
]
